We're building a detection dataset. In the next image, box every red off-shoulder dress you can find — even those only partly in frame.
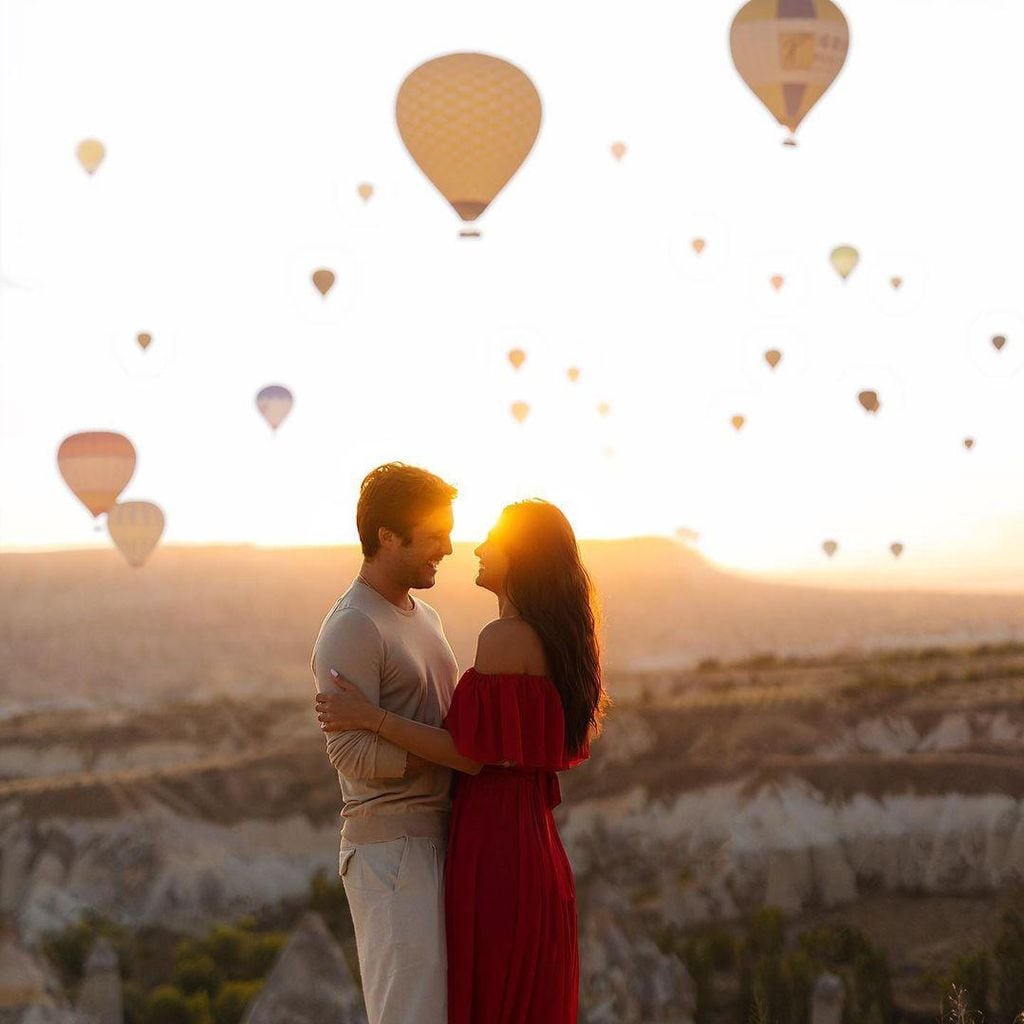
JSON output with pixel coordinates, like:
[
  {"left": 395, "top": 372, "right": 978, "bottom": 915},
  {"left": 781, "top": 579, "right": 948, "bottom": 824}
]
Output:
[{"left": 442, "top": 667, "right": 590, "bottom": 1024}]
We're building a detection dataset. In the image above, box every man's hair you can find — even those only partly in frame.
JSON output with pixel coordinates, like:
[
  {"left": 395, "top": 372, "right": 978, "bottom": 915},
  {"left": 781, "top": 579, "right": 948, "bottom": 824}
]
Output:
[{"left": 356, "top": 463, "right": 458, "bottom": 557}]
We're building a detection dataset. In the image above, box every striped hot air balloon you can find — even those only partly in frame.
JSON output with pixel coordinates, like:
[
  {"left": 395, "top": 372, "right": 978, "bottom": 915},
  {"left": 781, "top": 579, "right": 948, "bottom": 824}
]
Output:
[
  {"left": 107, "top": 501, "right": 165, "bottom": 568},
  {"left": 730, "top": 0, "right": 850, "bottom": 145},
  {"left": 57, "top": 432, "right": 136, "bottom": 518}
]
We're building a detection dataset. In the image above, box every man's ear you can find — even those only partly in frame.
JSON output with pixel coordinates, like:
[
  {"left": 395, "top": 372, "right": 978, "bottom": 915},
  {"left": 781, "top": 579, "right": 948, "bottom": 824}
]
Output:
[{"left": 378, "top": 526, "right": 399, "bottom": 551}]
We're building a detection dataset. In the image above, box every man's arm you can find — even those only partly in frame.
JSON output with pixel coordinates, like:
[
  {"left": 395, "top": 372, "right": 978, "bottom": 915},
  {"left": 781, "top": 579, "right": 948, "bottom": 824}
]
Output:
[{"left": 312, "top": 607, "right": 409, "bottom": 779}]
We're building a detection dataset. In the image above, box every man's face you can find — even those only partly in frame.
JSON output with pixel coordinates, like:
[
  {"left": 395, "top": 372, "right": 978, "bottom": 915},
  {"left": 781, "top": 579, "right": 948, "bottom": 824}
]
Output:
[{"left": 384, "top": 504, "right": 454, "bottom": 590}]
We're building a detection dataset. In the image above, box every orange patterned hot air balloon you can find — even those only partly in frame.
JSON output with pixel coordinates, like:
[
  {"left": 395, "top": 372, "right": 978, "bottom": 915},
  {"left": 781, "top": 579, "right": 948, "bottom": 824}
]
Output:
[
  {"left": 963, "top": 438, "right": 975, "bottom": 451},
  {"left": 858, "top": 390, "right": 880, "bottom": 414},
  {"left": 311, "top": 269, "right": 335, "bottom": 297},
  {"left": 890, "top": 541, "right": 904, "bottom": 559},
  {"left": 597, "top": 402, "right": 610, "bottom": 417},
  {"left": 992, "top": 335, "right": 1007, "bottom": 351},
  {"left": 731, "top": 415, "right": 746, "bottom": 431},
  {"left": 610, "top": 141, "right": 627, "bottom": 161},
  {"left": 770, "top": 274, "right": 785, "bottom": 291},
  {"left": 107, "top": 501, "right": 165, "bottom": 568},
  {"left": 57, "top": 432, "right": 136, "bottom": 518},
  {"left": 692, "top": 238, "right": 706, "bottom": 255},
  {"left": 730, "top": 0, "right": 850, "bottom": 145},
  {"left": 510, "top": 401, "right": 530, "bottom": 424},
  {"left": 764, "top": 349, "right": 783, "bottom": 369},
  {"left": 567, "top": 367, "right": 581, "bottom": 383},
  {"left": 823, "top": 539, "right": 838, "bottom": 557},
  {"left": 396, "top": 53, "right": 542, "bottom": 235},
  {"left": 76, "top": 139, "right": 106, "bottom": 175},
  {"left": 508, "top": 349, "right": 526, "bottom": 370},
  {"left": 357, "top": 183, "right": 374, "bottom": 202},
  {"left": 136, "top": 332, "right": 152, "bottom": 351}
]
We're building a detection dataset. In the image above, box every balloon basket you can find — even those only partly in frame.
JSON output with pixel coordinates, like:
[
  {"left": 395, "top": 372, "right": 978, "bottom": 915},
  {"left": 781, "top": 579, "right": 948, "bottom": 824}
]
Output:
[
  {"left": 782, "top": 135, "right": 798, "bottom": 147},
  {"left": 459, "top": 229, "right": 481, "bottom": 239}
]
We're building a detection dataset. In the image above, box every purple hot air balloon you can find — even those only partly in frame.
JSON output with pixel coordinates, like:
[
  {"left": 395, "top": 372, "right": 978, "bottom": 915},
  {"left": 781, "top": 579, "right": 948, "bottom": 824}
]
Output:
[{"left": 256, "top": 385, "right": 293, "bottom": 431}]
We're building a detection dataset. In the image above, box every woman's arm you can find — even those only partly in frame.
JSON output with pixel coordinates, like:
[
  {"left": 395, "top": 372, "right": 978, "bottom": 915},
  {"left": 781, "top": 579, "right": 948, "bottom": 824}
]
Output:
[{"left": 316, "top": 671, "right": 483, "bottom": 775}]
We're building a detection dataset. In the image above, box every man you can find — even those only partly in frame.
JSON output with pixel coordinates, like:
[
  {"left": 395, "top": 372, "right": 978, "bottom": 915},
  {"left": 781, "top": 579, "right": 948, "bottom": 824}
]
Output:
[{"left": 310, "top": 462, "right": 459, "bottom": 1024}]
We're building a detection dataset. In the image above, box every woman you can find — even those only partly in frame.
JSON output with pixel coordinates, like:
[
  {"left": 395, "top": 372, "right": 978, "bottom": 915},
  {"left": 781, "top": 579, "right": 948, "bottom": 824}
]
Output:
[{"left": 315, "top": 499, "right": 609, "bottom": 1024}]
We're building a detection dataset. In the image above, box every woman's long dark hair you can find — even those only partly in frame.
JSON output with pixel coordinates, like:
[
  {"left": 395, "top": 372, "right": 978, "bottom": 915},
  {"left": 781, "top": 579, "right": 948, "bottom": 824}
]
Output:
[{"left": 498, "top": 500, "right": 609, "bottom": 754}]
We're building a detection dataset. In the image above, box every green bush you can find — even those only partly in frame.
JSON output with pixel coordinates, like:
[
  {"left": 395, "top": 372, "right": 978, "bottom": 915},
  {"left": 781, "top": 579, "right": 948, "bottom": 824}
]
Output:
[
  {"left": 212, "top": 980, "right": 263, "bottom": 1024},
  {"left": 172, "top": 953, "right": 223, "bottom": 998},
  {"left": 144, "top": 985, "right": 193, "bottom": 1024}
]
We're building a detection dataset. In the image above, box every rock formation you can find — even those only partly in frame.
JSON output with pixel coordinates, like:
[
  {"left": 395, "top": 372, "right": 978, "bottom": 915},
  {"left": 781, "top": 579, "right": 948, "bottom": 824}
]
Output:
[
  {"left": 74, "top": 940, "right": 121, "bottom": 1024},
  {"left": 239, "top": 912, "right": 365, "bottom": 1024}
]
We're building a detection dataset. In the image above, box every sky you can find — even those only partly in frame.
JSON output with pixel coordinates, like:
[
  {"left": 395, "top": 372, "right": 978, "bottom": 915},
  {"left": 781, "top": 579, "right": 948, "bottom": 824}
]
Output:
[{"left": 1, "top": 0, "right": 1022, "bottom": 591}]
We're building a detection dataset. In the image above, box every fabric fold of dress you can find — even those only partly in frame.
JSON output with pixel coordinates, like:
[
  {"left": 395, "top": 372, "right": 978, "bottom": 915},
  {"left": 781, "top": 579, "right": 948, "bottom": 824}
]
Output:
[{"left": 443, "top": 667, "right": 590, "bottom": 1024}]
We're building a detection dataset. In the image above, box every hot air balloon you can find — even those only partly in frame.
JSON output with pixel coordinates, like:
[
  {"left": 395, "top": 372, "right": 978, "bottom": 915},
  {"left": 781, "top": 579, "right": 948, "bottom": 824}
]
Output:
[
  {"left": 992, "top": 335, "right": 1007, "bottom": 351},
  {"left": 830, "top": 245, "right": 859, "bottom": 281},
  {"left": 76, "top": 139, "right": 105, "bottom": 175},
  {"left": 311, "top": 269, "right": 335, "bottom": 297},
  {"left": 823, "top": 539, "right": 838, "bottom": 558},
  {"left": 396, "top": 53, "right": 542, "bottom": 235},
  {"left": 357, "top": 183, "right": 374, "bottom": 202},
  {"left": 610, "top": 141, "right": 627, "bottom": 161},
  {"left": 136, "top": 332, "right": 152, "bottom": 351},
  {"left": 730, "top": 0, "right": 850, "bottom": 146},
  {"left": 256, "top": 385, "right": 293, "bottom": 431},
  {"left": 858, "top": 390, "right": 880, "bottom": 414},
  {"left": 731, "top": 415, "right": 746, "bottom": 431},
  {"left": 508, "top": 349, "right": 526, "bottom": 370},
  {"left": 890, "top": 276, "right": 903, "bottom": 290},
  {"left": 890, "top": 542, "right": 904, "bottom": 559},
  {"left": 692, "top": 238, "right": 706, "bottom": 255},
  {"left": 963, "top": 437, "right": 975, "bottom": 451},
  {"left": 764, "top": 349, "right": 783, "bottom": 369},
  {"left": 57, "top": 432, "right": 136, "bottom": 518},
  {"left": 597, "top": 402, "right": 610, "bottom": 417},
  {"left": 510, "top": 401, "right": 530, "bottom": 423},
  {"left": 107, "top": 501, "right": 165, "bottom": 568},
  {"left": 567, "top": 367, "right": 581, "bottom": 383},
  {"left": 676, "top": 527, "right": 700, "bottom": 544},
  {"left": 770, "top": 275, "right": 785, "bottom": 291}
]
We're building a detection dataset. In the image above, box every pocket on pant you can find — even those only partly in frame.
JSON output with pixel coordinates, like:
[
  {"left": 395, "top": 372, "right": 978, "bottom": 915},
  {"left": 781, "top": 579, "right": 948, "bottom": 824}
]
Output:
[
  {"left": 339, "top": 845, "right": 356, "bottom": 878},
  {"left": 343, "top": 836, "right": 410, "bottom": 894}
]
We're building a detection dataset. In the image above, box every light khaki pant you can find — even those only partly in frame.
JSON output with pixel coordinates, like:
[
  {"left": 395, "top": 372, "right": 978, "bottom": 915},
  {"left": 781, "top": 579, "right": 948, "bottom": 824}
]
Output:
[{"left": 340, "top": 835, "right": 447, "bottom": 1024}]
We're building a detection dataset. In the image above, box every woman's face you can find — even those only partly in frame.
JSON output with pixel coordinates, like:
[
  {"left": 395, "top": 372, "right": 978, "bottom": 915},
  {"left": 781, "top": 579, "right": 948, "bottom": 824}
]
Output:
[{"left": 474, "top": 523, "right": 511, "bottom": 595}]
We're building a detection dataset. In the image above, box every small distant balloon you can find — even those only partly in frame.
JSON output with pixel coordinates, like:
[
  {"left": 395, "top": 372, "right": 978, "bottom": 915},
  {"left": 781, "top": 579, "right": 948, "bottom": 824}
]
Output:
[
  {"left": 57, "top": 432, "right": 136, "bottom": 518},
  {"left": 675, "top": 527, "right": 700, "bottom": 545},
  {"left": 770, "top": 275, "right": 785, "bottom": 292},
  {"left": 890, "top": 542, "right": 904, "bottom": 559},
  {"left": 992, "top": 335, "right": 1007, "bottom": 351},
  {"left": 76, "top": 139, "right": 105, "bottom": 175},
  {"left": 890, "top": 276, "right": 904, "bottom": 291},
  {"left": 764, "top": 349, "right": 783, "bottom": 370},
  {"left": 508, "top": 349, "right": 526, "bottom": 370},
  {"left": 311, "top": 269, "right": 335, "bottom": 297},
  {"left": 567, "top": 367, "right": 581, "bottom": 383},
  {"left": 610, "top": 141, "right": 627, "bottom": 161},
  {"left": 107, "top": 501, "right": 165, "bottom": 568},
  {"left": 357, "top": 183, "right": 374, "bottom": 202},
  {"left": 830, "top": 245, "right": 859, "bottom": 281},
  {"left": 597, "top": 402, "right": 610, "bottom": 417},
  {"left": 510, "top": 401, "right": 530, "bottom": 424},
  {"left": 692, "top": 238, "right": 706, "bottom": 255},
  {"left": 136, "top": 332, "right": 152, "bottom": 351},
  {"left": 963, "top": 437, "right": 975, "bottom": 451},
  {"left": 823, "top": 540, "right": 838, "bottom": 558},
  {"left": 858, "top": 390, "right": 881, "bottom": 414},
  {"left": 731, "top": 414, "right": 746, "bottom": 432},
  {"left": 256, "top": 385, "right": 293, "bottom": 431}
]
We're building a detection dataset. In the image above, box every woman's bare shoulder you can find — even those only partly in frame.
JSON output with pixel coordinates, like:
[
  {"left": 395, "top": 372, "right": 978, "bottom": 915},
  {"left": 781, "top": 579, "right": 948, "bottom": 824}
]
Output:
[{"left": 474, "top": 618, "right": 548, "bottom": 676}]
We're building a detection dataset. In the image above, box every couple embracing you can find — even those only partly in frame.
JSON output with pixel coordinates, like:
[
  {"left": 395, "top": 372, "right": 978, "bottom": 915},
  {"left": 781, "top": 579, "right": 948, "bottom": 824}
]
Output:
[{"left": 311, "top": 462, "right": 608, "bottom": 1024}]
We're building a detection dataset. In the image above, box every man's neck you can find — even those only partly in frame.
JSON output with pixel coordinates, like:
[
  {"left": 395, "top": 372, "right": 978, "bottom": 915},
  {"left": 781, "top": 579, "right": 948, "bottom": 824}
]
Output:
[{"left": 359, "top": 560, "right": 413, "bottom": 610}]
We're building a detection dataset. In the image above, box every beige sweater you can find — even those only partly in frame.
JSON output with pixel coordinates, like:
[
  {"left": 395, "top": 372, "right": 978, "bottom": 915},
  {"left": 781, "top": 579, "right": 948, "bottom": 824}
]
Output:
[{"left": 311, "top": 577, "right": 459, "bottom": 843}]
